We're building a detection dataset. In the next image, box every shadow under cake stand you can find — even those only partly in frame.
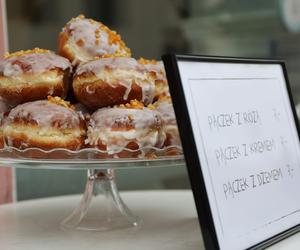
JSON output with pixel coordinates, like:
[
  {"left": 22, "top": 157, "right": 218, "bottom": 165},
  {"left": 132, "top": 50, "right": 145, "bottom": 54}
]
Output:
[{"left": 0, "top": 147, "right": 185, "bottom": 232}]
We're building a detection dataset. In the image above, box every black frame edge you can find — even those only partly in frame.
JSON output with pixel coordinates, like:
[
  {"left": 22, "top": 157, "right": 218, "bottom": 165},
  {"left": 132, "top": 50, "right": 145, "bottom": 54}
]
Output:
[{"left": 162, "top": 54, "right": 220, "bottom": 250}]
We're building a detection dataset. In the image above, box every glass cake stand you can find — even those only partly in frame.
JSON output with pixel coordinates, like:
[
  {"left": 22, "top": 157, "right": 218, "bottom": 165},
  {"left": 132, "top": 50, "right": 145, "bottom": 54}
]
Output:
[{"left": 0, "top": 146, "right": 185, "bottom": 232}]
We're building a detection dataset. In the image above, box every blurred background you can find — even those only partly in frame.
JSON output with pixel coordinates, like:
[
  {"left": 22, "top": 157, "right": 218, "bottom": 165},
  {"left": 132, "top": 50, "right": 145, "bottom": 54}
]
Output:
[{"left": 6, "top": 0, "right": 300, "bottom": 200}]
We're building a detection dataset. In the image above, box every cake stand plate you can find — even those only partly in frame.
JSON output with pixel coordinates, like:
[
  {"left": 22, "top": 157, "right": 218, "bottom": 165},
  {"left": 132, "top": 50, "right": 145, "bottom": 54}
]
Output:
[{"left": 0, "top": 152, "right": 185, "bottom": 232}]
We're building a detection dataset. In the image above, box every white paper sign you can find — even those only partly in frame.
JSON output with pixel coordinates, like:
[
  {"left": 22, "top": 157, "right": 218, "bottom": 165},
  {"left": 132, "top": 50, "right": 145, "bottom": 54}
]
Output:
[{"left": 178, "top": 61, "right": 300, "bottom": 250}]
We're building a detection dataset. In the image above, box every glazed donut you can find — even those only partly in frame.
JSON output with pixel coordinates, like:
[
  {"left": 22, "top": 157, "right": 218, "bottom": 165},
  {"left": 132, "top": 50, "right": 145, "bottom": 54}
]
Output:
[
  {"left": 0, "top": 48, "right": 71, "bottom": 106},
  {"left": 73, "top": 57, "right": 156, "bottom": 110},
  {"left": 3, "top": 97, "right": 86, "bottom": 151},
  {"left": 86, "top": 100, "right": 166, "bottom": 158},
  {"left": 153, "top": 96, "right": 181, "bottom": 147},
  {"left": 138, "top": 58, "right": 170, "bottom": 100},
  {"left": 58, "top": 15, "right": 131, "bottom": 65}
]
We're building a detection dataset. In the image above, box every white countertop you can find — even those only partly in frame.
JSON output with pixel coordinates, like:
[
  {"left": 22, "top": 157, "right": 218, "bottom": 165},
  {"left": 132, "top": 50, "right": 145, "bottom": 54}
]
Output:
[{"left": 0, "top": 190, "right": 299, "bottom": 250}]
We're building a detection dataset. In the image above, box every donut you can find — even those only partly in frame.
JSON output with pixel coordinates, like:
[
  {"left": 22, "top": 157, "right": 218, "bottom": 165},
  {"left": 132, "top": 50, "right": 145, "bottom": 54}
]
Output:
[
  {"left": 0, "top": 48, "right": 72, "bottom": 106},
  {"left": 58, "top": 15, "right": 131, "bottom": 65},
  {"left": 0, "top": 98, "right": 11, "bottom": 149},
  {"left": 86, "top": 100, "right": 166, "bottom": 158},
  {"left": 138, "top": 58, "right": 170, "bottom": 100},
  {"left": 3, "top": 97, "right": 86, "bottom": 151},
  {"left": 153, "top": 96, "right": 181, "bottom": 148},
  {"left": 73, "top": 57, "right": 156, "bottom": 110}
]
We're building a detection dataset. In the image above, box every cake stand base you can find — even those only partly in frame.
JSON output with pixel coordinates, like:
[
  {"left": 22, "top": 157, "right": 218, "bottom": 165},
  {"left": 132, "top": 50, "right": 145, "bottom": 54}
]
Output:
[{"left": 61, "top": 169, "right": 141, "bottom": 231}]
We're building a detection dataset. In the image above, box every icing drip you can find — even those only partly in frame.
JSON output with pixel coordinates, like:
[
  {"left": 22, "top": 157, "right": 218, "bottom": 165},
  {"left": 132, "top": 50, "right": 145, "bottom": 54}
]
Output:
[
  {"left": 139, "top": 59, "right": 169, "bottom": 97},
  {"left": 142, "top": 61, "right": 167, "bottom": 82},
  {"left": 0, "top": 52, "right": 71, "bottom": 77},
  {"left": 5, "top": 100, "right": 82, "bottom": 129},
  {"left": 141, "top": 79, "right": 155, "bottom": 104},
  {"left": 154, "top": 98, "right": 177, "bottom": 126},
  {"left": 87, "top": 107, "right": 166, "bottom": 154},
  {"left": 154, "top": 97, "right": 181, "bottom": 146},
  {"left": 76, "top": 57, "right": 144, "bottom": 75}
]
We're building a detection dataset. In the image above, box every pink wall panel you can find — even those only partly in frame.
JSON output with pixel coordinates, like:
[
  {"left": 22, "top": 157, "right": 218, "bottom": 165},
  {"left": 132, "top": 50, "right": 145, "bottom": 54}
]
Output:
[
  {"left": 0, "top": 0, "right": 13, "bottom": 204},
  {"left": 0, "top": 168, "right": 13, "bottom": 203}
]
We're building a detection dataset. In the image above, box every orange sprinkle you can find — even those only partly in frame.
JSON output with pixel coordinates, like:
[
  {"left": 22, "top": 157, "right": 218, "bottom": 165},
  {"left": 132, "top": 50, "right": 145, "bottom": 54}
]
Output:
[
  {"left": 147, "top": 104, "right": 156, "bottom": 110},
  {"left": 76, "top": 39, "right": 85, "bottom": 47},
  {"left": 93, "top": 53, "right": 128, "bottom": 60},
  {"left": 4, "top": 48, "right": 51, "bottom": 58},
  {"left": 108, "top": 31, "right": 121, "bottom": 45},
  {"left": 138, "top": 57, "right": 157, "bottom": 65},
  {"left": 69, "top": 14, "right": 85, "bottom": 23},
  {"left": 77, "top": 14, "right": 85, "bottom": 20},
  {"left": 128, "top": 114, "right": 134, "bottom": 121},
  {"left": 88, "top": 18, "right": 97, "bottom": 25},
  {"left": 47, "top": 96, "right": 74, "bottom": 110},
  {"left": 153, "top": 95, "right": 172, "bottom": 107},
  {"left": 117, "top": 100, "right": 144, "bottom": 110}
]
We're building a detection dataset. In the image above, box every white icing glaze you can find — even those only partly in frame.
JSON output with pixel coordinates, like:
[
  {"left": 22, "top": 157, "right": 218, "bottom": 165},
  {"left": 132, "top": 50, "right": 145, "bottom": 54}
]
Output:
[
  {"left": 63, "top": 17, "right": 129, "bottom": 59},
  {"left": 154, "top": 98, "right": 181, "bottom": 146},
  {"left": 2, "top": 63, "right": 23, "bottom": 77},
  {"left": 76, "top": 57, "right": 155, "bottom": 104},
  {"left": 5, "top": 100, "right": 82, "bottom": 129},
  {"left": 0, "top": 52, "right": 71, "bottom": 77},
  {"left": 143, "top": 61, "right": 166, "bottom": 82},
  {"left": 155, "top": 99, "right": 177, "bottom": 126},
  {"left": 76, "top": 57, "right": 144, "bottom": 75},
  {"left": 87, "top": 107, "right": 166, "bottom": 154},
  {"left": 141, "top": 61, "right": 169, "bottom": 97}
]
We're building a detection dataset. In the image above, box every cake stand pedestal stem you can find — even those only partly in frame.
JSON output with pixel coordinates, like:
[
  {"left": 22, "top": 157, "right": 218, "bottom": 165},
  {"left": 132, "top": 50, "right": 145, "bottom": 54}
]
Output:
[{"left": 61, "top": 169, "right": 140, "bottom": 231}]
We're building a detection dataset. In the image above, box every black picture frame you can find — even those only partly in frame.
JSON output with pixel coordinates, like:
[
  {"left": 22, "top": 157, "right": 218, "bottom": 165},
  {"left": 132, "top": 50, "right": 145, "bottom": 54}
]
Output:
[{"left": 162, "top": 54, "right": 300, "bottom": 250}]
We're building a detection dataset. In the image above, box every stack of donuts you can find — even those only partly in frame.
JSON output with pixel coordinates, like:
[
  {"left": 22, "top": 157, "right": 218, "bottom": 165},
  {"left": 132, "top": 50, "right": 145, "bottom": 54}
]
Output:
[{"left": 0, "top": 15, "right": 180, "bottom": 158}]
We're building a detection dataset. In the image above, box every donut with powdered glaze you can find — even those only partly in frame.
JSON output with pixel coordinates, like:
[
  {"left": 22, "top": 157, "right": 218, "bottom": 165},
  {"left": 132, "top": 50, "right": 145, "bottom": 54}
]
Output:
[
  {"left": 58, "top": 15, "right": 131, "bottom": 65},
  {"left": 0, "top": 48, "right": 72, "bottom": 106},
  {"left": 86, "top": 100, "right": 166, "bottom": 158},
  {"left": 3, "top": 97, "right": 86, "bottom": 151},
  {"left": 73, "top": 57, "right": 156, "bottom": 110}
]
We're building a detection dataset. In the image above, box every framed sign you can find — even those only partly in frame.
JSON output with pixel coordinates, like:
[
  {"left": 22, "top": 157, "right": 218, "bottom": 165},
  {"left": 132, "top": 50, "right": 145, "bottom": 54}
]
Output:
[{"left": 162, "top": 54, "right": 300, "bottom": 250}]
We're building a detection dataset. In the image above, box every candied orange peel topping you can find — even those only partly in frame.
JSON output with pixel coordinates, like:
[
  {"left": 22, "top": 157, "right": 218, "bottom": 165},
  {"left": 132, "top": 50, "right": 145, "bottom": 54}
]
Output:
[
  {"left": 4, "top": 48, "right": 51, "bottom": 58},
  {"left": 128, "top": 114, "right": 134, "bottom": 121},
  {"left": 76, "top": 39, "right": 85, "bottom": 47},
  {"left": 147, "top": 104, "right": 156, "bottom": 110},
  {"left": 118, "top": 99, "right": 144, "bottom": 110},
  {"left": 159, "top": 95, "right": 171, "bottom": 101},
  {"left": 154, "top": 95, "right": 172, "bottom": 106},
  {"left": 99, "top": 23, "right": 131, "bottom": 55},
  {"left": 47, "top": 96, "right": 75, "bottom": 110},
  {"left": 94, "top": 53, "right": 128, "bottom": 60},
  {"left": 76, "top": 14, "right": 85, "bottom": 20},
  {"left": 138, "top": 58, "right": 157, "bottom": 65}
]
